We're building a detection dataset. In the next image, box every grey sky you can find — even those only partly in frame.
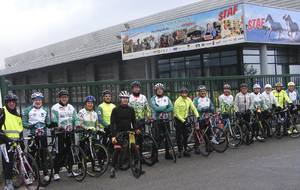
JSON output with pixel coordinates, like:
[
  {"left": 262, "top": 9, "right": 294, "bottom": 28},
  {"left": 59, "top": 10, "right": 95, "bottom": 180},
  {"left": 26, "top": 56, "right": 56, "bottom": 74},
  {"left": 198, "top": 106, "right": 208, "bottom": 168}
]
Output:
[{"left": 0, "top": 0, "right": 202, "bottom": 69}]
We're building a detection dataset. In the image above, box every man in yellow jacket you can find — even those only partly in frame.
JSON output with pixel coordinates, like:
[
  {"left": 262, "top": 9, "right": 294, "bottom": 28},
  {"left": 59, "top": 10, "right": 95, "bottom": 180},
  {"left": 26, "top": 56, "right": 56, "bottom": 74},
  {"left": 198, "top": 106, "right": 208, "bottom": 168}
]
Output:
[
  {"left": 272, "top": 82, "right": 292, "bottom": 108},
  {"left": 174, "top": 87, "right": 200, "bottom": 158},
  {"left": 0, "top": 94, "right": 23, "bottom": 190}
]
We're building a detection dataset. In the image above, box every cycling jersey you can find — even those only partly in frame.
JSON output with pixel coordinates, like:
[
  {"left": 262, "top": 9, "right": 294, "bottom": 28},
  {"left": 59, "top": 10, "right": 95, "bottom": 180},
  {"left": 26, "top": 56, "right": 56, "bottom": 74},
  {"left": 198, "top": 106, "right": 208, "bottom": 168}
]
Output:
[
  {"left": 97, "top": 102, "right": 116, "bottom": 128},
  {"left": 193, "top": 95, "right": 214, "bottom": 119},
  {"left": 51, "top": 103, "right": 80, "bottom": 132},
  {"left": 272, "top": 90, "right": 292, "bottom": 108},
  {"left": 234, "top": 92, "right": 251, "bottom": 112},
  {"left": 150, "top": 95, "right": 173, "bottom": 120},
  {"left": 129, "top": 94, "right": 151, "bottom": 120},
  {"left": 218, "top": 94, "right": 237, "bottom": 114},
  {"left": 77, "top": 108, "right": 99, "bottom": 141},
  {"left": 250, "top": 92, "right": 267, "bottom": 111},
  {"left": 285, "top": 89, "right": 300, "bottom": 103},
  {"left": 261, "top": 91, "right": 279, "bottom": 108},
  {"left": 174, "top": 96, "right": 199, "bottom": 122},
  {"left": 22, "top": 105, "right": 50, "bottom": 136}
]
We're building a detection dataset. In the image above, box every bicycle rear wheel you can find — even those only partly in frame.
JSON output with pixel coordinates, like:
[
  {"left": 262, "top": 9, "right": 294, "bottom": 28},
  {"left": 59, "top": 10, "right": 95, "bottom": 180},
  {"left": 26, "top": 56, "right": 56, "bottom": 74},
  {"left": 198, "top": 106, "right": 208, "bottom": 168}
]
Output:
[
  {"left": 86, "top": 144, "right": 109, "bottom": 177},
  {"left": 289, "top": 115, "right": 300, "bottom": 138},
  {"left": 228, "top": 124, "right": 243, "bottom": 148},
  {"left": 130, "top": 143, "right": 142, "bottom": 178},
  {"left": 209, "top": 126, "right": 228, "bottom": 153},
  {"left": 36, "top": 148, "right": 53, "bottom": 187},
  {"left": 19, "top": 152, "right": 40, "bottom": 190},
  {"left": 195, "top": 130, "right": 210, "bottom": 157},
  {"left": 70, "top": 145, "right": 87, "bottom": 181},
  {"left": 165, "top": 131, "right": 176, "bottom": 163},
  {"left": 140, "top": 134, "right": 158, "bottom": 166},
  {"left": 256, "top": 120, "right": 269, "bottom": 142}
]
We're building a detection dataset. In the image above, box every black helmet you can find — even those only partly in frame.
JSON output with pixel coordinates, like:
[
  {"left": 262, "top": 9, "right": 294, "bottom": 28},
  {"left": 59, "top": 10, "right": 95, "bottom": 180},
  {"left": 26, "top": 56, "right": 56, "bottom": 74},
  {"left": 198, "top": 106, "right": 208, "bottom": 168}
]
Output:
[
  {"left": 240, "top": 83, "right": 248, "bottom": 88},
  {"left": 131, "top": 81, "right": 141, "bottom": 89},
  {"left": 5, "top": 93, "right": 18, "bottom": 102},
  {"left": 180, "top": 87, "right": 189, "bottom": 93},
  {"left": 102, "top": 90, "right": 112, "bottom": 96},
  {"left": 223, "top": 84, "right": 231, "bottom": 89},
  {"left": 58, "top": 90, "right": 69, "bottom": 97}
]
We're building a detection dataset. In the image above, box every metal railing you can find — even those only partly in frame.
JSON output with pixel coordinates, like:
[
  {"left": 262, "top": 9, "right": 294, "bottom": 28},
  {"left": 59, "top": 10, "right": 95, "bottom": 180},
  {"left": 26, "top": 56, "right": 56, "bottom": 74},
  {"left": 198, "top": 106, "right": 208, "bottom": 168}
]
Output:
[{"left": 1, "top": 74, "right": 300, "bottom": 114}]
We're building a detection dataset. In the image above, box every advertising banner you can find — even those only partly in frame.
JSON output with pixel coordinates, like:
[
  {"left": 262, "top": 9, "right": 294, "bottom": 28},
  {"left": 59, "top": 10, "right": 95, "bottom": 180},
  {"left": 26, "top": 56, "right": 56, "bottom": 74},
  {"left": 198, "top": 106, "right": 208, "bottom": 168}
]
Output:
[
  {"left": 245, "top": 4, "right": 300, "bottom": 43},
  {"left": 121, "top": 4, "right": 245, "bottom": 60}
]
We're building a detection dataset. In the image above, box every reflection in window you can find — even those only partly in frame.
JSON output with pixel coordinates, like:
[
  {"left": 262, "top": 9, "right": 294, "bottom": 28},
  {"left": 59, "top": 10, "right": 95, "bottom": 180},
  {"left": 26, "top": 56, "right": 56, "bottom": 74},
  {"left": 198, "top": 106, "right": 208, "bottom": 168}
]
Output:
[{"left": 244, "top": 64, "right": 260, "bottom": 75}]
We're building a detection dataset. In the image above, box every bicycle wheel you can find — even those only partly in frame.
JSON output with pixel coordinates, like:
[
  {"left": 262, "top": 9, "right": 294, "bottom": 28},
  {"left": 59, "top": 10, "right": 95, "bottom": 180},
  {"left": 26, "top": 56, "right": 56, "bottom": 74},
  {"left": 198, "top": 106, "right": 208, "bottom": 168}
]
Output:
[
  {"left": 130, "top": 143, "right": 142, "bottom": 178},
  {"left": 228, "top": 124, "right": 243, "bottom": 148},
  {"left": 140, "top": 134, "right": 158, "bottom": 166},
  {"left": 209, "top": 126, "right": 228, "bottom": 153},
  {"left": 288, "top": 115, "right": 300, "bottom": 138},
  {"left": 273, "top": 122, "right": 284, "bottom": 139},
  {"left": 12, "top": 161, "right": 22, "bottom": 188},
  {"left": 86, "top": 144, "right": 109, "bottom": 177},
  {"left": 165, "top": 131, "right": 176, "bottom": 163},
  {"left": 19, "top": 152, "right": 40, "bottom": 190},
  {"left": 256, "top": 120, "right": 269, "bottom": 142},
  {"left": 194, "top": 130, "right": 210, "bottom": 157},
  {"left": 241, "top": 121, "right": 252, "bottom": 145},
  {"left": 36, "top": 148, "right": 53, "bottom": 187},
  {"left": 70, "top": 145, "right": 87, "bottom": 181}
]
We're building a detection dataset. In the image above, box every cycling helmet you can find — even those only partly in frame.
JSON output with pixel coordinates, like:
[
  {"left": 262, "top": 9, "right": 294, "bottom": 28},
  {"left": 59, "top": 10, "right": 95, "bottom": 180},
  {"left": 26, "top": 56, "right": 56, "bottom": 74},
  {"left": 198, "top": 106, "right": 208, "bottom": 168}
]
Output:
[
  {"left": 102, "top": 90, "right": 112, "bottom": 96},
  {"left": 131, "top": 81, "right": 141, "bottom": 89},
  {"left": 119, "top": 91, "right": 130, "bottom": 98},
  {"left": 275, "top": 82, "right": 282, "bottom": 87},
  {"left": 265, "top": 84, "right": 272, "bottom": 89},
  {"left": 179, "top": 87, "right": 189, "bottom": 93},
  {"left": 85, "top": 95, "right": 96, "bottom": 102},
  {"left": 58, "top": 90, "right": 69, "bottom": 97},
  {"left": 154, "top": 83, "right": 164, "bottom": 90},
  {"left": 5, "top": 93, "right": 18, "bottom": 102},
  {"left": 223, "top": 84, "right": 231, "bottom": 89},
  {"left": 31, "top": 92, "right": 44, "bottom": 100},
  {"left": 288, "top": 81, "right": 295, "bottom": 86},
  {"left": 197, "top": 85, "right": 206, "bottom": 91},
  {"left": 253, "top": 84, "right": 261, "bottom": 89},
  {"left": 240, "top": 83, "right": 248, "bottom": 88}
]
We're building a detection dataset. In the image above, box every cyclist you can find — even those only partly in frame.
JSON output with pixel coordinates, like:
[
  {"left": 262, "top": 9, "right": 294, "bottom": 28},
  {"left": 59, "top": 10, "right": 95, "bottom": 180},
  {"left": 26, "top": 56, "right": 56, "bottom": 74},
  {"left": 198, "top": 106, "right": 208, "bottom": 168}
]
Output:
[
  {"left": 250, "top": 84, "right": 268, "bottom": 111},
  {"left": 78, "top": 96, "right": 100, "bottom": 153},
  {"left": 97, "top": 90, "right": 116, "bottom": 134},
  {"left": 149, "top": 83, "right": 174, "bottom": 159},
  {"left": 234, "top": 83, "right": 252, "bottom": 123},
  {"left": 262, "top": 84, "right": 280, "bottom": 109},
  {"left": 0, "top": 94, "right": 23, "bottom": 190},
  {"left": 22, "top": 92, "right": 52, "bottom": 182},
  {"left": 218, "top": 84, "right": 237, "bottom": 145},
  {"left": 193, "top": 85, "right": 214, "bottom": 154},
  {"left": 51, "top": 90, "right": 81, "bottom": 181},
  {"left": 272, "top": 82, "right": 293, "bottom": 108},
  {"left": 110, "top": 91, "right": 140, "bottom": 178},
  {"left": 128, "top": 81, "right": 152, "bottom": 128},
  {"left": 174, "top": 87, "right": 200, "bottom": 158},
  {"left": 285, "top": 82, "right": 300, "bottom": 104}
]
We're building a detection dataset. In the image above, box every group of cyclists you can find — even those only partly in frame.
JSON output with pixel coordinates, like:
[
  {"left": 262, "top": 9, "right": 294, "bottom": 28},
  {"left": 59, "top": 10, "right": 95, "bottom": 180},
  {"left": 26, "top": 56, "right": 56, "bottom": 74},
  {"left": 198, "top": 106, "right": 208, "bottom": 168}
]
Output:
[{"left": 0, "top": 80, "right": 299, "bottom": 190}]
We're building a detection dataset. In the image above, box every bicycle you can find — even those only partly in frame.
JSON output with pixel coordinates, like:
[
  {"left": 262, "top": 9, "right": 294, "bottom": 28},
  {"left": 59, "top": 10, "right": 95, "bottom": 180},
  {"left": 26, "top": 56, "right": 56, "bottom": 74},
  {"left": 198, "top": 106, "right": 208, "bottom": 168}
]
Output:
[
  {"left": 115, "top": 130, "right": 142, "bottom": 178},
  {"left": 251, "top": 110, "right": 270, "bottom": 142},
  {"left": 26, "top": 134, "right": 53, "bottom": 187},
  {"left": 284, "top": 104, "right": 300, "bottom": 138},
  {"left": 204, "top": 113, "right": 228, "bottom": 153},
  {"left": 48, "top": 128, "right": 87, "bottom": 181},
  {"left": 215, "top": 113, "right": 243, "bottom": 148},
  {"left": 266, "top": 107, "right": 286, "bottom": 139},
  {"left": 186, "top": 115, "right": 210, "bottom": 157},
  {"left": 233, "top": 112, "right": 253, "bottom": 145},
  {"left": 81, "top": 129, "right": 109, "bottom": 177},
  {"left": 154, "top": 119, "right": 177, "bottom": 163},
  {"left": 2, "top": 139, "right": 40, "bottom": 190},
  {"left": 136, "top": 120, "right": 158, "bottom": 166}
]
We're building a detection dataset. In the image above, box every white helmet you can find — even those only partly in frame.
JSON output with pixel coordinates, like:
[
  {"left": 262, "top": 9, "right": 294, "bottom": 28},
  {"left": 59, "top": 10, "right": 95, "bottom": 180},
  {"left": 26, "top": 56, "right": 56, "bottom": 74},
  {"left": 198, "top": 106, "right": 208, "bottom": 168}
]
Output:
[
  {"left": 31, "top": 92, "right": 44, "bottom": 99},
  {"left": 154, "top": 83, "right": 164, "bottom": 90},
  {"left": 119, "top": 91, "right": 130, "bottom": 98},
  {"left": 288, "top": 81, "right": 295, "bottom": 86},
  {"left": 265, "top": 84, "right": 272, "bottom": 89},
  {"left": 253, "top": 84, "right": 261, "bottom": 89}
]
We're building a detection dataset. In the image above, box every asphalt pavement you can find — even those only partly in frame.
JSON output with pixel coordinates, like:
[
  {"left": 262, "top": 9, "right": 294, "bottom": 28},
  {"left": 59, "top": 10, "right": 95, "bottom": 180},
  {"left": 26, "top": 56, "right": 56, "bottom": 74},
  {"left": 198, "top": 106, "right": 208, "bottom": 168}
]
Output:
[{"left": 2, "top": 136, "right": 300, "bottom": 190}]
